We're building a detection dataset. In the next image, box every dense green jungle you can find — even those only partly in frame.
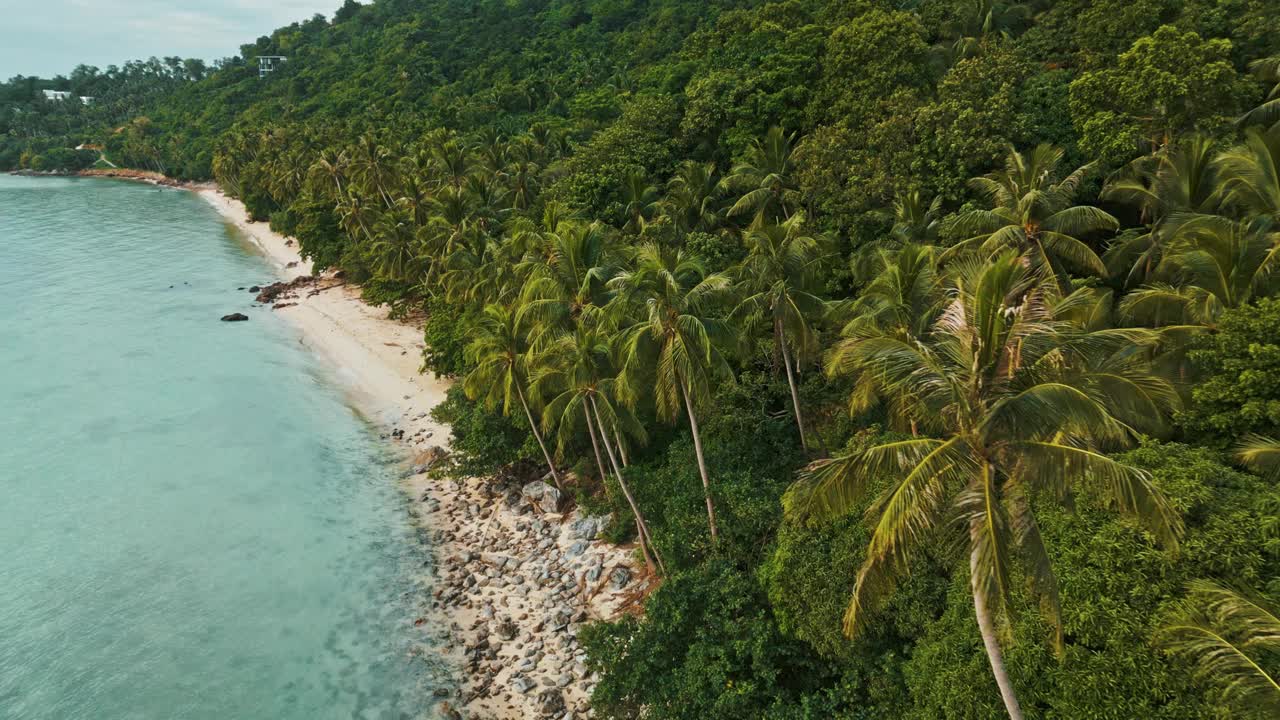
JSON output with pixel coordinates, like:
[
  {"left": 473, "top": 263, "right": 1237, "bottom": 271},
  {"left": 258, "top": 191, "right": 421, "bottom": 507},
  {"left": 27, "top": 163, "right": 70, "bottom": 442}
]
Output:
[{"left": 4, "top": 1, "right": 1279, "bottom": 717}]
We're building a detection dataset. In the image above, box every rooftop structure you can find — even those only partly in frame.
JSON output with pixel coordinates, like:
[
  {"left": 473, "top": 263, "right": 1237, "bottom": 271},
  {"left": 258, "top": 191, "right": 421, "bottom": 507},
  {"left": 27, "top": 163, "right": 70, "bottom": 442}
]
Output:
[{"left": 256, "top": 56, "right": 287, "bottom": 79}]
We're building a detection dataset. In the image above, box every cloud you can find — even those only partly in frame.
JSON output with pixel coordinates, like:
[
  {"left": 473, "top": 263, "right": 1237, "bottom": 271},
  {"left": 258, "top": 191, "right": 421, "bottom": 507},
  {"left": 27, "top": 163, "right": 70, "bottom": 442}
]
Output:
[{"left": 0, "top": 0, "right": 342, "bottom": 77}]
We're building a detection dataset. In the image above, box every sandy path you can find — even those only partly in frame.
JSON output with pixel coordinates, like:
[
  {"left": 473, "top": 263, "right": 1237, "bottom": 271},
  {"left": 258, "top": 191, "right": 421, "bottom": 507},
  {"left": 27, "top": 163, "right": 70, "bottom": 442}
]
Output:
[{"left": 197, "top": 187, "right": 642, "bottom": 719}]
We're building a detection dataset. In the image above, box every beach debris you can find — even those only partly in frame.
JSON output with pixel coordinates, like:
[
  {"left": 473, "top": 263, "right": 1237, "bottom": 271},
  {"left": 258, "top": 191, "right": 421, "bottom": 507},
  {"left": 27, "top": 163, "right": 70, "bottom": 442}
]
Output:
[{"left": 220, "top": 313, "right": 249, "bottom": 322}]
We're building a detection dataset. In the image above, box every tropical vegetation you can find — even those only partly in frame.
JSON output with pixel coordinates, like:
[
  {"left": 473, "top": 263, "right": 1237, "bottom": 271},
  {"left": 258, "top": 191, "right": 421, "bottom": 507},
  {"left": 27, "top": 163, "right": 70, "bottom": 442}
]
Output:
[{"left": 4, "top": 0, "right": 1280, "bottom": 717}]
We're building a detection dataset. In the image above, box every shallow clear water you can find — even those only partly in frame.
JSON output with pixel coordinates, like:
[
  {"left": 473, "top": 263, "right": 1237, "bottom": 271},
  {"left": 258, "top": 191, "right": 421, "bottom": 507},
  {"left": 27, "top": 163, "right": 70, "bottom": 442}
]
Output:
[{"left": 0, "top": 176, "right": 435, "bottom": 719}]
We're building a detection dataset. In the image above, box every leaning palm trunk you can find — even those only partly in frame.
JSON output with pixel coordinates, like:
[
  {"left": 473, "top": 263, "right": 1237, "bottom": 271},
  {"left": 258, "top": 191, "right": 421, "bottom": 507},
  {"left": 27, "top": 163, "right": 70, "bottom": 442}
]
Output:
[
  {"left": 591, "top": 397, "right": 664, "bottom": 576},
  {"left": 679, "top": 375, "right": 719, "bottom": 540},
  {"left": 614, "top": 426, "right": 630, "bottom": 467},
  {"left": 776, "top": 319, "right": 809, "bottom": 451},
  {"left": 582, "top": 404, "right": 611, "bottom": 490},
  {"left": 516, "top": 385, "right": 562, "bottom": 489},
  {"left": 971, "top": 519, "right": 1025, "bottom": 720}
]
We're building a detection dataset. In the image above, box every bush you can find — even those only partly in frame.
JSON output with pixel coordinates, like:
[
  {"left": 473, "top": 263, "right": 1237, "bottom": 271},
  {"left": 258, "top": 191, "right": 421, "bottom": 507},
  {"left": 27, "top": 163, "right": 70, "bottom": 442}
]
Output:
[
  {"left": 1179, "top": 298, "right": 1280, "bottom": 444},
  {"left": 903, "top": 441, "right": 1279, "bottom": 719},
  {"left": 430, "top": 385, "right": 538, "bottom": 477},
  {"left": 581, "top": 559, "right": 833, "bottom": 720}
]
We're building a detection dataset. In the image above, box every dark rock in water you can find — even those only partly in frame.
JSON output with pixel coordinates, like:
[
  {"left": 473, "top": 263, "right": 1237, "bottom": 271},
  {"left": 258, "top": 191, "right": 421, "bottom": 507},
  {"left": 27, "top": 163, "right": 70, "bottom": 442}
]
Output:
[
  {"left": 248, "top": 285, "right": 261, "bottom": 293},
  {"left": 237, "top": 287, "right": 245, "bottom": 291},
  {"left": 220, "top": 313, "right": 249, "bottom": 322}
]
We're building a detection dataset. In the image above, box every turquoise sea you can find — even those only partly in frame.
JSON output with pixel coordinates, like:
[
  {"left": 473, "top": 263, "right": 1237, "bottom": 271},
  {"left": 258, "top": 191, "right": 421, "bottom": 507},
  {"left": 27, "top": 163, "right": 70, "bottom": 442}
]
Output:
[{"left": 0, "top": 176, "right": 436, "bottom": 718}]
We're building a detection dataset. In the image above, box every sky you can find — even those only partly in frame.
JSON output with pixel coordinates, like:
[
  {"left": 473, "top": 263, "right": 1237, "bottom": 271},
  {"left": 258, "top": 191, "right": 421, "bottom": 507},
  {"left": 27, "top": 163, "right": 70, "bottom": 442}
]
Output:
[{"left": 0, "top": 0, "right": 344, "bottom": 78}]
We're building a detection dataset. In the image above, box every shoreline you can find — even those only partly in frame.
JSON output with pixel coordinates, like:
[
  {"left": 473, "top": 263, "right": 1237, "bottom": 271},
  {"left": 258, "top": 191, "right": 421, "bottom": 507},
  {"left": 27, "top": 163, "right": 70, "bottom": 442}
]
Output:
[{"left": 196, "top": 186, "right": 642, "bottom": 719}]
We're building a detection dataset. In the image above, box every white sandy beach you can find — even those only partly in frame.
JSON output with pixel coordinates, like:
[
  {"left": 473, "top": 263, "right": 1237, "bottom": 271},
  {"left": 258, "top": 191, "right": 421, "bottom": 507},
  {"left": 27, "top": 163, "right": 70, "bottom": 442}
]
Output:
[{"left": 197, "top": 186, "right": 641, "bottom": 719}]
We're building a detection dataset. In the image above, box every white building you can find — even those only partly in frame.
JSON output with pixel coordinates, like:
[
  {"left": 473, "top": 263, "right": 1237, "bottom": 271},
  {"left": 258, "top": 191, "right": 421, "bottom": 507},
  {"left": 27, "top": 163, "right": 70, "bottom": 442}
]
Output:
[
  {"left": 257, "top": 56, "right": 287, "bottom": 78},
  {"left": 42, "top": 90, "right": 72, "bottom": 101}
]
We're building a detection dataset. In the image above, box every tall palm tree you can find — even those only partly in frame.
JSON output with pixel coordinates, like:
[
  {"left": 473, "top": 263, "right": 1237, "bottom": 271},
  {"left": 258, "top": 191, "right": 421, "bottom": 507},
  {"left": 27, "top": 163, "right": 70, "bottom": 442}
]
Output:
[
  {"left": 830, "top": 243, "right": 944, "bottom": 432},
  {"left": 731, "top": 214, "right": 829, "bottom": 450},
  {"left": 350, "top": 134, "right": 399, "bottom": 208},
  {"left": 788, "top": 252, "right": 1182, "bottom": 720},
  {"left": 664, "top": 160, "right": 724, "bottom": 235},
  {"left": 853, "top": 190, "right": 945, "bottom": 283},
  {"left": 1240, "top": 54, "right": 1280, "bottom": 130},
  {"left": 431, "top": 135, "right": 474, "bottom": 190},
  {"left": 462, "top": 304, "right": 563, "bottom": 489},
  {"left": 611, "top": 244, "right": 733, "bottom": 540},
  {"left": 370, "top": 208, "right": 422, "bottom": 283},
  {"left": 620, "top": 170, "right": 660, "bottom": 235},
  {"left": 1119, "top": 215, "right": 1280, "bottom": 327},
  {"left": 1216, "top": 125, "right": 1280, "bottom": 220},
  {"left": 534, "top": 326, "right": 661, "bottom": 573},
  {"left": 1103, "top": 135, "right": 1221, "bottom": 288},
  {"left": 1155, "top": 580, "right": 1280, "bottom": 718},
  {"left": 947, "top": 144, "right": 1118, "bottom": 293},
  {"left": 519, "top": 221, "right": 616, "bottom": 346},
  {"left": 725, "top": 126, "right": 802, "bottom": 229},
  {"left": 890, "top": 190, "right": 945, "bottom": 246}
]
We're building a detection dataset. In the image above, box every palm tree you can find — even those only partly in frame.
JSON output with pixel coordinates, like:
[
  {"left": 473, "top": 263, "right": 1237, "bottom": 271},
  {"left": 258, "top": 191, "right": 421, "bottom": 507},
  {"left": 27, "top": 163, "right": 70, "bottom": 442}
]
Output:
[
  {"left": 830, "top": 243, "right": 945, "bottom": 432},
  {"left": 947, "top": 144, "right": 1118, "bottom": 293},
  {"left": 1103, "top": 135, "right": 1220, "bottom": 288},
  {"left": 731, "top": 214, "right": 829, "bottom": 450},
  {"left": 1119, "top": 215, "right": 1280, "bottom": 327},
  {"left": 788, "top": 252, "right": 1182, "bottom": 720},
  {"left": 853, "top": 190, "right": 945, "bottom": 283},
  {"left": 308, "top": 148, "right": 349, "bottom": 202},
  {"left": 350, "top": 134, "right": 399, "bottom": 208},
  {"left": 431, "top": 135, "right": 474, "bottom": 190},
  {"left": 611, "top": 244, "right": 733, "bottom": 540},
  {"left": 934, "top": 0, "right": 1036, "bottom": 64},
  {"left": 462, "top": 304, "right": 563, "bottom": 489},
  {"left": 725, "top": 126, "right": 802, "bottom": 229},
  {"left": 1155, "top": 580, "right": 1280, "bottom": 718},
  {"left": 620, "top": 170, "right": 660, "bottom": 235},
  {"left": 1235, "top": 435, "right": 1280, "bottom": 479},
  {"left": 1216, "top": 125, "right": 1280, "bottom": 220},
  {"left": 370, "top": 208, "right": 422, "bottom": 283},
  {"left": 1240, "top": 54, "right": 1280, "bottom": 130},
  {"left": 664, "top": 160, "right": 724, "bottom": 235},
  {"left": 890, "top": 190, "right": 945, "bottom": 246},
  {"left": 518, "top": 221, "right": 616, "bottom": 346},
  {"left": 534, "top": 326, "right": 661, "bottom": 573}
]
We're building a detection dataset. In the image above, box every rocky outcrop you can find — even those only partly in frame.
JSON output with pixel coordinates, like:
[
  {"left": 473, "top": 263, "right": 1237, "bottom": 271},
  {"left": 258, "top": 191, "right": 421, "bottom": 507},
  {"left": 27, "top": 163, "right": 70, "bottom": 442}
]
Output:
[
  {"left": 220, "top": 313, "right": 249, "bottom": 322},
  {"left": 410, "top": 465, "right": 644, "bottom": 719},
  {"left": 254, "top": 275, "right": 315, "bottom": 304},
  {"left": 521, "top": 481, "right": 562, "bottom": 514}
]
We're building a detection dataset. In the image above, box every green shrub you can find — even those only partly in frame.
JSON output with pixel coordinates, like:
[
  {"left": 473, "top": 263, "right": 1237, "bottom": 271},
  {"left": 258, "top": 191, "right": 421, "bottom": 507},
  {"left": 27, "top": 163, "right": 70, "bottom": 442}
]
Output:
[{"left": 1179, "top": 298, "right": 1280, "bottom": 444}]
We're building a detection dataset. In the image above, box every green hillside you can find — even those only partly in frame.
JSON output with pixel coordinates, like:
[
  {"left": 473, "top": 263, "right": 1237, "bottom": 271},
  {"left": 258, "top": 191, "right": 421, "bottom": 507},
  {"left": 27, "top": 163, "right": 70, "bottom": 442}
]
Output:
[{"left": 5, "top": 1, "right": 1280, "bottom": 717}]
